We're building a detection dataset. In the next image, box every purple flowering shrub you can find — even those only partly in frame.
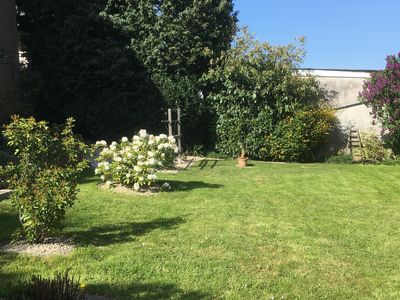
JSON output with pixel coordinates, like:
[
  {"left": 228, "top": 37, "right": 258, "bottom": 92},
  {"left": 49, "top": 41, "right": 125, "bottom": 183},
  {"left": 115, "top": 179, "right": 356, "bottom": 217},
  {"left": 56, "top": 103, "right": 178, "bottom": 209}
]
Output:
[{"left": 360, "top": 53, "right": 400, "bottom": 152}]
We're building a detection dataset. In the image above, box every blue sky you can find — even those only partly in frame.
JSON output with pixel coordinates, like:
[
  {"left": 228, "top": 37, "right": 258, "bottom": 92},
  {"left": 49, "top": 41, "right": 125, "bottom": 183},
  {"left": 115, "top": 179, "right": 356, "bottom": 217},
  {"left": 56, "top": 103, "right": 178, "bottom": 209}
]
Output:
[{"left": 234, "top": 0, "right": 399, "bottom": 70}]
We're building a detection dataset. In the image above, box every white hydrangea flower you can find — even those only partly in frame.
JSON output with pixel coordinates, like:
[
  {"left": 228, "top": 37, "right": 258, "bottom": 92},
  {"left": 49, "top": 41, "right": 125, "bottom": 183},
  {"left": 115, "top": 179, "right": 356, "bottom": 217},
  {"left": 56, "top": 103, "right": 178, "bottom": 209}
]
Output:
[
  {"left": 148, "top": 158, "right": 156, "bottom": 165},
  {"left": 134, "top": 166, "right": 142, "bottom": 172},
  {"left": 100, "top": 175, "right": 105, "bottom": 181},
  {"left": 159, "top": 134, "right": 167, "bottom": 139},
  {"left": 148, "top": 151, "right": 155, "bottom": 157},
  {"left": 114, "top": 156, "right": 122, "bottom": 162},
  {"left": 161, "top": 153, "right": 165, "bottom": 159},
  {"left": 139, "top": 129, "right": 147, "bottom": 137},
  {"left": 147, "top": 174, "right": 157, "bottom": 180},
  {"left": 95, "top": 140, "right": 107, "bottom": 146},
  {"left": 133, "top": 135, "right": 140, "bottom": 141},
  {"left": 139, "top": 176, "right": 144, "bottom": 182},
  {"left": 126, "top": 173, "right": 131, "bottom": 178},
  {"left": 168, "top": 136, "right": 176, "bottom": 143},
  {"left": 105, "top": 180, "right": 112, "bottom": 187},
  {"left": 162, "top": 182, "right": 171, "bottom": 190},
  {"left": 121, "top": 136, "right": 128, "bottom": 142}
]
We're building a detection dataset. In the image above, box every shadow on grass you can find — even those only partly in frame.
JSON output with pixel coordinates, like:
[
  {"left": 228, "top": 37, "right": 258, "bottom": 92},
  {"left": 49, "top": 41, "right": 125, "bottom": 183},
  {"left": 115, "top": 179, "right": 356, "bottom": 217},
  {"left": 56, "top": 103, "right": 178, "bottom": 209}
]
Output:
[
  {"left": 196, "top": 159, "right": 219, "bottom": 170},
  {"left": 88, "top": 282, "right": 209, "bottom": 300},
  {"left": 0, "top": 253, "right": 29, "bottom": 298},
  {"left": 79, "top": 176, "right": 101, "bottom": 185},
  {"left": 0, "top": 211, "right": 19, "bottom": 242},
  {"left": 160, "top": 180, "right": 223, "bottom": 192},
  {"left": 67, "top": 217, "right": 185, "bottom": 246}
]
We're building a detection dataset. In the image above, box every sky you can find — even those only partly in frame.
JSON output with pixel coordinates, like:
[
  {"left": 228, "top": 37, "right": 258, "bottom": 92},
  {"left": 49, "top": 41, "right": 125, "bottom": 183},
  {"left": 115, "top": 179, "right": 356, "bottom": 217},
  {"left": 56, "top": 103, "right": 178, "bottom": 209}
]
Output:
[{"left": 234, "top": 0, "right": 400, "bottom": 70}]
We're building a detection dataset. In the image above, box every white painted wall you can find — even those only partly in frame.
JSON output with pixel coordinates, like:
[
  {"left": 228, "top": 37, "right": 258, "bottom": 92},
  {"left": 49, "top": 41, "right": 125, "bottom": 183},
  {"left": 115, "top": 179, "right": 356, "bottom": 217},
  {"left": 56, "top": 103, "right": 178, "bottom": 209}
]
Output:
[{"left": 300, "top": 69, "right": 381, "bottom": 133}]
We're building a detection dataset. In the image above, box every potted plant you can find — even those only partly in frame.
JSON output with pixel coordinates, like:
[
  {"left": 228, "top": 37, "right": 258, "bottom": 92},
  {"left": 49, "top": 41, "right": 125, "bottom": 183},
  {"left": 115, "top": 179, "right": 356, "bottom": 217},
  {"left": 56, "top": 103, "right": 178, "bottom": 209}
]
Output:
[{"left": 237, "top": 145, "right": 248, "bottom": 168}]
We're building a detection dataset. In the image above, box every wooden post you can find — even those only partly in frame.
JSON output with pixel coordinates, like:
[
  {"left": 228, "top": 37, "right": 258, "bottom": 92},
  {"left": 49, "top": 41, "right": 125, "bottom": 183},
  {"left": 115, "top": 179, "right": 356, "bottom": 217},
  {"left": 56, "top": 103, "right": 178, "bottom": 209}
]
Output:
[
  {"left": 167, "top": 108, "right": 173, "bottom": 137},
  {"left": 177, "top": 107, "right": 182, "bottom": 162}
]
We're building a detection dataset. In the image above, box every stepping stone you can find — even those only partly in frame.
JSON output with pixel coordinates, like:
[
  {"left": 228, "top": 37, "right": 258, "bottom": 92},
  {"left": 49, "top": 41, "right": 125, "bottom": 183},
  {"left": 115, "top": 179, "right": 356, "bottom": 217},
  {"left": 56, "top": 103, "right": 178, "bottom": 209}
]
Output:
[{"left": 0, "top": 189, "right": 11, "bottom": 201}]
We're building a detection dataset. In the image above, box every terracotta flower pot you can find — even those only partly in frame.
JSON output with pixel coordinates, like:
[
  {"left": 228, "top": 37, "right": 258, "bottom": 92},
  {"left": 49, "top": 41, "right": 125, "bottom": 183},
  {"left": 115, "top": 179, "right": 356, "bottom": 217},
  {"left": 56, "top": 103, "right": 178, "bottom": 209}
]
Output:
[{"left": 237, "top": 156, "right": 248, "bottom": 168}]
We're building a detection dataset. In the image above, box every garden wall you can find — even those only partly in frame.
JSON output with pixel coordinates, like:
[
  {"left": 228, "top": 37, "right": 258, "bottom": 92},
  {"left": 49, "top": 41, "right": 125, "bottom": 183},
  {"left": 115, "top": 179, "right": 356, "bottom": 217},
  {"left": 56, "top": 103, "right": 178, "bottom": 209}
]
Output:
[
  {"left": 0, "top": 0, "right": 18, "bottom": 125},
  {"left": 300, "top": 69, "right": 382, "bottom": 133}
]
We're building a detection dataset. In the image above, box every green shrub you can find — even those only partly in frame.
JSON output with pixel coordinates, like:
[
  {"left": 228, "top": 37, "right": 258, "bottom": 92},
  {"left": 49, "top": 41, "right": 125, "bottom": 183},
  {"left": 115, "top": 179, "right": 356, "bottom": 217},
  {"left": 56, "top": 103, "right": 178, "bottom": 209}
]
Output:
[
  {"left": 263, "top": 109, "right": 339, "bottom": 162},
  {"left": 381, "top": 158, "right": 400, "bottom": 165},
  {"left": 3, "top": 116, "right": 88, "bottom": 243},
  {"left": 325, "top": 154, "right": 354, "bottom": 164},
  {"left": 360, "top": 131, "right": 393, "bottom": 163}
]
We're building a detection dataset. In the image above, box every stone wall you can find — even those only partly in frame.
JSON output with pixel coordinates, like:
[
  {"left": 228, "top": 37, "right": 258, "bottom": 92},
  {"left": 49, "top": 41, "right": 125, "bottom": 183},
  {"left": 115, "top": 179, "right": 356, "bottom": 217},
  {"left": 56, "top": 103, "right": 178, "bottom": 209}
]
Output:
[{"left": 0, "top": 0, "right": 18, "bottom": 125}]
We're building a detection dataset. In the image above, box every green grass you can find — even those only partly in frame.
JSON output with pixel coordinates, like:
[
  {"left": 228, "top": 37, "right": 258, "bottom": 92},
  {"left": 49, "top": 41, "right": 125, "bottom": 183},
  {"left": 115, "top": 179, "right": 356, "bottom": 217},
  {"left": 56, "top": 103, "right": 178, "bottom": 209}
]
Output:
[{"left": 1, "top": 161, "right": 400, "bottom": 299}]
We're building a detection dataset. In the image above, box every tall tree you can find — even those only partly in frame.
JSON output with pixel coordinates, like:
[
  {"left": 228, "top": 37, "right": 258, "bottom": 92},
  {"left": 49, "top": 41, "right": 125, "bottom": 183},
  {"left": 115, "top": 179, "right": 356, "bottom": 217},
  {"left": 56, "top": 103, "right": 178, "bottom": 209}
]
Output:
[
  {"left": 103, "top": 0, "right": 238, "bottom": 147},
  {"left": 17, "top": 0, "right": 163, "bottom": 140},
  {"left": 17, "top": 0, "right": 237, "bottom": 144}
]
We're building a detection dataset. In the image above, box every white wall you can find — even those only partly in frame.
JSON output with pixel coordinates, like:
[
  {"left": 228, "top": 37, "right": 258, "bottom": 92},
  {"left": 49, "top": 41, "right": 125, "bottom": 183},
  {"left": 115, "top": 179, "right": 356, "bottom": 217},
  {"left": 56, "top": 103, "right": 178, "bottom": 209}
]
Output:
[{"left": 300, "top": 69, "right": 381, "bottom": 133}]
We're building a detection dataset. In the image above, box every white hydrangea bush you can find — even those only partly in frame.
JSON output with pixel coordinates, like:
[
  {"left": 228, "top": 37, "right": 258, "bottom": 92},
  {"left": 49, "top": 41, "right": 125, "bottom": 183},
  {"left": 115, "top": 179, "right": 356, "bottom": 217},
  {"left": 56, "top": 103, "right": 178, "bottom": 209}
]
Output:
[{"left": 94, "top": 129, "right": 178, "bottom": 191}]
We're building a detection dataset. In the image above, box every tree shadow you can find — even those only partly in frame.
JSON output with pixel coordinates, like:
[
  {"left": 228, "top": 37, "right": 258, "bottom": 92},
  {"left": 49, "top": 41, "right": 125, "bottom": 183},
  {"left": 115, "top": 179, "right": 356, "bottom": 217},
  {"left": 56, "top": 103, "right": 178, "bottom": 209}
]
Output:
[
  {"left": 87, "top": 282, "right": 210, "bottom": 300},
  {"left": 160, "top": 180, "right": 223, "bottom": 192},
  {"left": 0, "top": 253, "right": 29, "bottom": 298},
  {"left": 0, "top": 211, "right": 19, "bottom": 242},
  {"left": 67, "top": 217, "right": 185, "bottom": 246},
  {"left": 78, "top": 176, "right": 101, "bottom": 185}
]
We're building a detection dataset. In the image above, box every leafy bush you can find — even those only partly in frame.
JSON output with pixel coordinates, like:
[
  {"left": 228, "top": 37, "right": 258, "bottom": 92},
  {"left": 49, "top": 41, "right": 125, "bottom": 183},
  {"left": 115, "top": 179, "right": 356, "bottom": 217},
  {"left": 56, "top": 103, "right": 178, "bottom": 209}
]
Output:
[
  {"left": 263, "top": 109, "right": 339, "bottom": 162},
  {"left": 204, "top": 28, "right": 331, "bottom": 160},
  {"left": 13, "top": 273, "right": 84, "bottom": 300},
  {"left": 3, "top": 116, "right": 88, "bottom": 243},
  {"left": 95, "top": 130, "right": 177, "bottom": 191},
  {"left": 360, "top": 53, "right": 400, "bottom": 153},
  {"left": 360, "top": 131, "right": 393, "bottom": 163},
  {"left": 381, "top": 158, "right": 400, "bottom": 165},
  {"left": 0, "top": 165, "right": 13, "bottom": 189},
  {"left": 325, "top": 154, "right": 354, "bottom": 164}
]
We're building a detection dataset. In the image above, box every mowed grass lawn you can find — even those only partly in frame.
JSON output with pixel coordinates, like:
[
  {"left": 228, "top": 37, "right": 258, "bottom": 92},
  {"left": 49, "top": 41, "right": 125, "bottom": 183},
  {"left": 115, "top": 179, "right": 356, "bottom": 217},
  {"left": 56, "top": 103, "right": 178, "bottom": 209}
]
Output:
[{"left": 1, "top": 160, "right": 400, "bottom": 299}]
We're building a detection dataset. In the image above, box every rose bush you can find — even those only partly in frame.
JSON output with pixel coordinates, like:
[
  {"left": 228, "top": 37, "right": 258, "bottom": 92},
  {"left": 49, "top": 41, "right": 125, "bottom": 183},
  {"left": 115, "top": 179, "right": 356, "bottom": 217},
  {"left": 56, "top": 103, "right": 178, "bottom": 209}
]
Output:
[{"left": 95, "top": 130, "right": 177, "bottom": 191}]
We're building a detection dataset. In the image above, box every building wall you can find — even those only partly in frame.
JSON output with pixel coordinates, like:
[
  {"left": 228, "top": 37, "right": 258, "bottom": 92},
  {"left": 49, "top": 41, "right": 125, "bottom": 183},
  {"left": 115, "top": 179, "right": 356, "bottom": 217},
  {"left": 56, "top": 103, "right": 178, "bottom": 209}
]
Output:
[
  {"left": 301, "top": 69, "right": 381, "bottom": 133},
  {"left": 0, "top": 0, "right": 18, "bottom": 125}
]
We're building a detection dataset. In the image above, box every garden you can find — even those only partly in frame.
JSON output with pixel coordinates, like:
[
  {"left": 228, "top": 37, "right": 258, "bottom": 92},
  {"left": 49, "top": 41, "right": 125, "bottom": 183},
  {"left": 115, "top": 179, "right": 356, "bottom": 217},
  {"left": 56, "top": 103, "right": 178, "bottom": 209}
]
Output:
[{"left": 2, "top": 0, "right": 400, "bottom": 299}]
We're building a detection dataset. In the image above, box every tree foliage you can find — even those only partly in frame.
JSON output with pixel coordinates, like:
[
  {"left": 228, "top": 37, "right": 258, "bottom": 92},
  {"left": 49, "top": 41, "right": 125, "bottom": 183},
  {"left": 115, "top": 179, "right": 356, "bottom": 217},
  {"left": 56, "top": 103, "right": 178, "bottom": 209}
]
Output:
[
  {"left": 17, "top": 0, "right": 164, "bottom": 140},
  {"left": 102, "top": 0, "right": 237, "bottom": 147},
  {"left": 360, "top": 53, "right": 400, "bottom": 153},
  {"left": 204, "top": 29, "right": 331, "bottom": 159},
  {"left": 17, "top": 0, "right": 237, "bottom": 146}
]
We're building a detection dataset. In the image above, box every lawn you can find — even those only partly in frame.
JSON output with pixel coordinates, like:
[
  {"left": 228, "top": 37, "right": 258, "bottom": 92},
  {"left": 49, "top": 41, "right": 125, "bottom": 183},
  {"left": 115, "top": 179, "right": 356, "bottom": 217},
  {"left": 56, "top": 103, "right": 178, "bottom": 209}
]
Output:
[{"left": 1, "top": 160, "right": 400, "bottom": 299}]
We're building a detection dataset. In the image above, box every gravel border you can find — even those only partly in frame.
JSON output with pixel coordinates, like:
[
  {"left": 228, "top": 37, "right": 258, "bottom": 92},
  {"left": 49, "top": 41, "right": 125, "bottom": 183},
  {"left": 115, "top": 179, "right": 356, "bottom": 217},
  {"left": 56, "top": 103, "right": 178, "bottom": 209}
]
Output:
[{"left": 0, "top": 237, "right": 75, "bottom": 257}]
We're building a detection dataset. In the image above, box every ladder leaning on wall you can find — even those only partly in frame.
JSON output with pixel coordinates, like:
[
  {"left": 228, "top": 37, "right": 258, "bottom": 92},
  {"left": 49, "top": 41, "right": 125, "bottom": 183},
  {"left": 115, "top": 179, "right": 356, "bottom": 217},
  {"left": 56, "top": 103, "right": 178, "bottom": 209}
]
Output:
[{"left": 347, "top": 129, "right": 363, "bottom": 161}]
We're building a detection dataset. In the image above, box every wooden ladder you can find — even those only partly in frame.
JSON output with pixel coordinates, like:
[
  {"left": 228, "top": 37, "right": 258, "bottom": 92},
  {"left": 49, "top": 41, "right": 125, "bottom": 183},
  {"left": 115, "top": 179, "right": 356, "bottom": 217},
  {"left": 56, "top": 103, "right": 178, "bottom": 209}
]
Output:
[{"left": 347, "top": 129, "right": 363, "bottom": 161}]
